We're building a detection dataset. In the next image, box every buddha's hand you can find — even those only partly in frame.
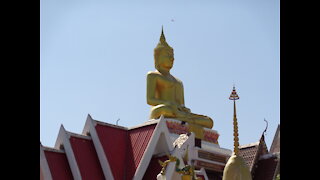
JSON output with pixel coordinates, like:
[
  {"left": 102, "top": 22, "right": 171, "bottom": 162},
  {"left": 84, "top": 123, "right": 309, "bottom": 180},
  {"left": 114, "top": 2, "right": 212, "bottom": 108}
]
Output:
[{"left": 164, "top": 102, "right": 179, "bottom": 108}]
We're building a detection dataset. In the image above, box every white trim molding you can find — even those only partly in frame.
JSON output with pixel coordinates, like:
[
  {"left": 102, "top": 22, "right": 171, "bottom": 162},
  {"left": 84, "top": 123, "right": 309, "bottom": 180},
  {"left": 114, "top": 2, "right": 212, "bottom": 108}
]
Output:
[
  {"left": 54, "top": 125, "right": 82, "bottom": 180},
  {"left": 82, "top": 114, "right": 115, "bottom": 180},
  {"left": 40, "top": 144, "right": 53, "bottom": 180},
  {"left": 133, "top": 115, "right": 174, "bottom": 180}
]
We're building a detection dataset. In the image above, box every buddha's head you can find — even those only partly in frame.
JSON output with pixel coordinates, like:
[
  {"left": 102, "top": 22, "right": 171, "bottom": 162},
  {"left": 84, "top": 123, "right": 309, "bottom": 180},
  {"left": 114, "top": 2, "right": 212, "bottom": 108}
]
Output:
[{"left": 154, "top": 28, "right": 174, "bottom": 71}]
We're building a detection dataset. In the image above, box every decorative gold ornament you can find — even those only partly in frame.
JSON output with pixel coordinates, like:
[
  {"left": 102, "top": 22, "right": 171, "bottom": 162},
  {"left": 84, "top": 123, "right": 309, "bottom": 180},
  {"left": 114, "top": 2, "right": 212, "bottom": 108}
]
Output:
[
  {"left": 229, "top": 86, "right": 240, "bottom": 155},
  {"left": 146, "top": 27, "right": 213, "bottom": 139},
  {"left": 158, "top": 154, "right": 177, "bottom": 175},
  {"left": 223, "top": 86, "right": 252, "bottom": 180},
  {"left": 176, "top": 159, "right": 200, "bottom": 180},
  {"left": 158, "top": 154, "right": 200, "bottom": 180}
]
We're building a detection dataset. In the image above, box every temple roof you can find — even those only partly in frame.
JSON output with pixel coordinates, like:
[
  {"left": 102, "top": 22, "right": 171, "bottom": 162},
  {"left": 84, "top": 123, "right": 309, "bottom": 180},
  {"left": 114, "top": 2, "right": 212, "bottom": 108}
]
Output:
[
  {"left": 97, "top": 121, "right": 156, "bottom": 180},
  {"left": 269, "top": 124, "right": 280, "bottom": 154},
  {"left": 41, "top": 115, "right": 232, "bottom": 180},
  {"left": 40, "top": 115, "right": 159, "bottom": 180},
  {"left": 238, "top": 129, "right": 280, "bottom": 180},
  {"left": 40, "top": 146, "right": 73, "bottom": 180},
  {"left": 253, "top": 153, "right": 280, "bottom": 180},
  {"left": 238, "top": 142, "right": 260, "bottom": 171},
  {"left": 238, "top": 134, "right": 268, "bottom": 173}
]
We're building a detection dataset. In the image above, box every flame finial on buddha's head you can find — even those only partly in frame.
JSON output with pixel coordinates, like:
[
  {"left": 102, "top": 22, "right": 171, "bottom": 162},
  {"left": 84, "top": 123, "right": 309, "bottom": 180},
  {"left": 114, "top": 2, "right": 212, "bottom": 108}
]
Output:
[{"left": 155, "top": 26, "right": 173, "bottom": 51}]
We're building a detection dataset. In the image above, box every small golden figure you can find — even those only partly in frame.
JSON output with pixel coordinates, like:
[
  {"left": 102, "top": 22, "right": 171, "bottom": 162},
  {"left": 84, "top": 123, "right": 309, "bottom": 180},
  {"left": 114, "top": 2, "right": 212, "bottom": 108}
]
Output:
[
  {"left": 158, "top": 154, "right": 200, "bottom": 180},
  {"left": 147, "top": 27, "right": 213, "bottom": 138},
  {"left": 158, "top": 154, "right": 178, "bottom": 175},
  {"left": 176, "top": 159, "right": 200, "bottom": 180}
]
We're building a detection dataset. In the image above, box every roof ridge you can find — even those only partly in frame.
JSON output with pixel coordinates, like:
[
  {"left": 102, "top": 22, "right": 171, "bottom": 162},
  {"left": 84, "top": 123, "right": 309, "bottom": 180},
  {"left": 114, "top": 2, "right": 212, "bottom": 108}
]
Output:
[
  {"left": 94, "top": 119, "right": 129, "bottom": 130},
  {"left": 41, "top": 145, "right": 65, "bottom": 153},
  {"left": 250, "top": 134, "right": 268, "bottom": 173},
  {"left": 128, "top": 119, "right": 159, "bottom": 130},
  {"left": 239, "top": 141, "right": 260, "bottom": 149},
  {"left": 66, "top": 130, "right": 92, "bottom": 140},
  {"left": 259, "top": 152, "right": 280, "bottom": 160}
]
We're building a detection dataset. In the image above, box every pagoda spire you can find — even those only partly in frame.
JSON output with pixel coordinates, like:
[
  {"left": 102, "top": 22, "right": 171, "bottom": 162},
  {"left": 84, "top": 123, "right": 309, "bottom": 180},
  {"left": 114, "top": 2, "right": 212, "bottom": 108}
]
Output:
[
  {"left": 229, "top": 85, "right": 240, "bottom": 155},
  {"left": 222, "top": 85, "right": 252, "bottom": 180}
]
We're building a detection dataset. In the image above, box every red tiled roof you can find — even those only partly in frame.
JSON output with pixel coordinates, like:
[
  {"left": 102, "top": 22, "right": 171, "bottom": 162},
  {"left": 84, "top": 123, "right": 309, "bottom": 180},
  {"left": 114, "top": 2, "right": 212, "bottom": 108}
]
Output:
[
  {"left": 238, "top": 135, "right": 269, "bottom": 173},
  {"left": 95, "top": 124, "right": 128, "bottom": 180},
  {"left": 94, "top": 122, "right": 157, "bottom": 180},
  {"left": 69, "top": 136, "right": 105, "bottom": 180},
  {"left": 253, "top": 156, "right": 279, "bottom": 180},
  {"left": 126, "top": 124, "right": 156, "bottom": 180},
  {"left": 238, "top": 144, "right": 259, "bottom": 170},
  {"left": 44, "top": 150, "right": 73, "bottom": 180}
]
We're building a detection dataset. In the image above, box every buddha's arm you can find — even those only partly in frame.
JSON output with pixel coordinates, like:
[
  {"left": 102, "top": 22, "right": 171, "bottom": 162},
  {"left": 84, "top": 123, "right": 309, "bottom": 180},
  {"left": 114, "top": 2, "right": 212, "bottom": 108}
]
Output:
[
  {"left": 176, "top": 81, "right": 191, "bottom": 112},
  {"left": 176, "top": 81, "right": 185, "bottom": 106},
  {"left": 146, "top": 72, "right": 172, "bottom": 106}
]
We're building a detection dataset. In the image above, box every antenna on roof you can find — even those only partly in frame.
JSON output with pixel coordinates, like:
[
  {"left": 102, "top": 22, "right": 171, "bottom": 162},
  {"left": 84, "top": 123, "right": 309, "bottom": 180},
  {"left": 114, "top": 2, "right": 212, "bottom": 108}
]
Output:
[
  {"left": 116, "top": 118, "right": 120, "bottom": 125},
  {"left": 263, "top": 118, "right": 268, "bottom": 136}
]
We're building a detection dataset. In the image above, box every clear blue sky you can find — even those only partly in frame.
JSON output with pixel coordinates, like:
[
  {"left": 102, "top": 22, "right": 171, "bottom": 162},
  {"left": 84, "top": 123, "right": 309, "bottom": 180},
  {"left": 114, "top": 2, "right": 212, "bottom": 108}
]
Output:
[{"left": 40, "top": 0, "right": 280, "bottom": 151}]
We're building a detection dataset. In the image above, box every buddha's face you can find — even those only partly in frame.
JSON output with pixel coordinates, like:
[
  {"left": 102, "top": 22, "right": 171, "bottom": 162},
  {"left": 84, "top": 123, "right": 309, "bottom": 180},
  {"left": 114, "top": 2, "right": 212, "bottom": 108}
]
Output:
[{"left": 156, "top": 48, "right": 174, "bottom": 71}]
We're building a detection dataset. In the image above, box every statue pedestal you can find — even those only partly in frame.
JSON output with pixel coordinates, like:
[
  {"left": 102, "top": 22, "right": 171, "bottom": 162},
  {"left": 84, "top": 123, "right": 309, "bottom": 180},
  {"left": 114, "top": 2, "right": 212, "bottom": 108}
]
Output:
[
  {"left": 149, "top": 117, "right": 232, "bottom": 179},
  {"left": 164, "top": 118, "right": 219, "bottom": 145}
]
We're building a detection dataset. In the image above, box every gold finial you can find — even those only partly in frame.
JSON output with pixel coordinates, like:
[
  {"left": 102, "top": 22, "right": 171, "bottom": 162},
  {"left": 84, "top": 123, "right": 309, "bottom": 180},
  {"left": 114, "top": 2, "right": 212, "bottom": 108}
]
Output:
[
  {"left": 160, "top": 25, "right": 166, "bottom": 43},
  {"left": 155, "top": 26, "right": 172, "bottom": 50},
  {"left": 223, "top": 86, "right": 252, "bottom": 180},
  {"left": 229, "top": 86, "right": 240, "bottom": 155}
]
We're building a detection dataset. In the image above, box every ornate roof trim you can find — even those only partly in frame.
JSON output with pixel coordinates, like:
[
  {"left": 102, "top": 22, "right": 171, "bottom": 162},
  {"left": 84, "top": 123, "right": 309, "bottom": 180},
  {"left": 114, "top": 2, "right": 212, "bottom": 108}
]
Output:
[{"left": 40, "top": 144, "right": 53, "bottom": 180}]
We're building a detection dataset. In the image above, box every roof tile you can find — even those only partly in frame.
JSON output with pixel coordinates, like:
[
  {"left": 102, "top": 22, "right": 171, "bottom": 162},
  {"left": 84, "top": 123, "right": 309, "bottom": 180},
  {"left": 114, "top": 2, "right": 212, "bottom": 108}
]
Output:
[
  {"left": 69, "top": 136, "right": 105, "bottom": 180},
  {"left": 94, "top": 121, "right": 156, "bottom": 180},
  {"left": 126, "top": 124, "right": 156, "bottom": 180},
  {"left": 44, "top": 150, "right": 74, "bottom": 180},
  {"left": 95, "top": 124, "right": 128, "bottom": 180},
  {"left": 238, "top": 145, "right": 259, "bottom": 170}
]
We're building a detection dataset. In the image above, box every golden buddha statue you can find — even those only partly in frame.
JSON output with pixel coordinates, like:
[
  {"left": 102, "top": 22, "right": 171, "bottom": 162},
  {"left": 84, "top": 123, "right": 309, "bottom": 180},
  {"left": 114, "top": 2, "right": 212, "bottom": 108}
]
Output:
[{"left": 146, "top": 28, "right": 213, "bottom": 138}]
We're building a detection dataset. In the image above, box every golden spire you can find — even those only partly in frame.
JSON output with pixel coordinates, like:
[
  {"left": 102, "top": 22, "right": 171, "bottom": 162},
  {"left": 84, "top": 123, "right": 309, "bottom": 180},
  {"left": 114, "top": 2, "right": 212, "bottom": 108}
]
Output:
[
  {"left": 160, "top": 25, "right": 166, "bottom": 43},
  {"left": 223, "top": 86, "right": 252, "bottom": 180},
  {"left": 155, "top": 26, "right": 172, "bottom": 50},
  {"left": 229, "top": 85, "right": 240, "bottom": 155}
]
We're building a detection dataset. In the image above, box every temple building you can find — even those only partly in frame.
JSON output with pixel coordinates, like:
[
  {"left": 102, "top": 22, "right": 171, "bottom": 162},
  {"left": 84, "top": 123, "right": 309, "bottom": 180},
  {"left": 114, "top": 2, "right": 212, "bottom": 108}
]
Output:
[
  {"left": 40, "top": 116, "right": 280, "bottom": 180},
  {"left": 238, "top": 124, "right": 280, "bottom": 180},
  {"left": 40, "top": 29, "right": 279, "bottom": 180},
  {"left": 40, "top": 115, "right": 233, "bottom": 180}
]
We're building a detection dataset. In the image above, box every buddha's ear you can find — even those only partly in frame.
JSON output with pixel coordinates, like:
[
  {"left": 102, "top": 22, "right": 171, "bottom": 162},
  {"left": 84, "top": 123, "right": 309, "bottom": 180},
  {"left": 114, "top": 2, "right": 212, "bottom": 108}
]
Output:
[{"left": 154, "top": 47, "right": 164, "bottom": 56}]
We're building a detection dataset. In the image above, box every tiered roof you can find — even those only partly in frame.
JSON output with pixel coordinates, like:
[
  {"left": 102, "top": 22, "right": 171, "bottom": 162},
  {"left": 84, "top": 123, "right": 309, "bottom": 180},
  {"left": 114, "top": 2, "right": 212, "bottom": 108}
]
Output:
[
  {"left": 40, "top": 146, "right": 73, "bottom": 180},
  {"left": 41, "top": 115, "right": 232, "bottom": 180},
  {"left": 40, "top": 115, "right": 160, "bottom": 180},
  {"left": 253, "top": 153, "right": 280, "bottom": 180},
  {"left": 238, "top": 127, "right": 280, "bottom": 180},
  {"left": 238, "top": 135, "right": 268, "bottom": 172}
]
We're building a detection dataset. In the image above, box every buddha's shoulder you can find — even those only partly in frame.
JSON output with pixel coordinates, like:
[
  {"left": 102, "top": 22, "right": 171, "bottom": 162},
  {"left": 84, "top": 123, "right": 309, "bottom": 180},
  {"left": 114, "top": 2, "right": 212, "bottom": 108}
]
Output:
[
  {"left": 174, "top": 77, "right": 183, "bottom": 84},
  {"left": 147, "top": 71, "right": 162, "bottom": 77},
  {"left": 146, "top": 71, "right": 183, "bottom": 84}
]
